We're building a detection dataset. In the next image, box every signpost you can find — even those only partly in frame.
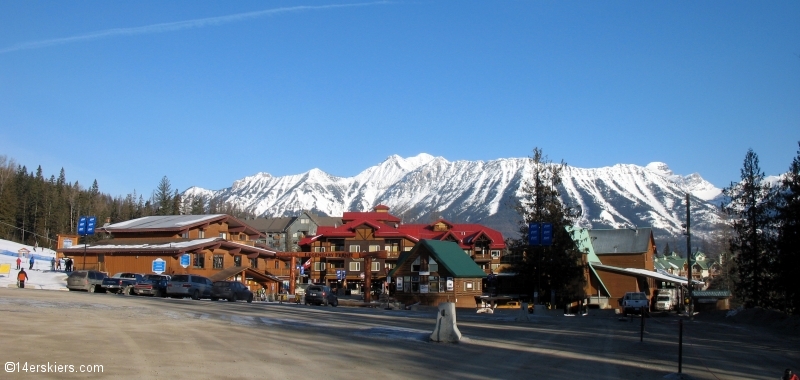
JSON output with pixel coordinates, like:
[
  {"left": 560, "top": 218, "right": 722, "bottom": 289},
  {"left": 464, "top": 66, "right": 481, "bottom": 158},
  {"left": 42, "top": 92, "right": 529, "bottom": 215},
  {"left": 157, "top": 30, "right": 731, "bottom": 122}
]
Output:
[
  {"left": 180, "top": 254, "right": 191, "bottom": 269},
  {"left": 152, "top": 258, "right": 166, "bottom": 274},
  {"left": 528, "top": 222, "right": 553, "bottom": 247},
  {"left": 78, "top": 216, "right": 96, "bottom": 270}
]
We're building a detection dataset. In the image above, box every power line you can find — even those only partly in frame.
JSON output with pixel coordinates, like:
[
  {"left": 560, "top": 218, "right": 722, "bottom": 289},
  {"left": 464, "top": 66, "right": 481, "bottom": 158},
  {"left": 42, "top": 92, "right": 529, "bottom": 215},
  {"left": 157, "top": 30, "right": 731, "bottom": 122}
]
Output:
[{"left": 0, "top": 219, "right": 57, "bottom": 244}]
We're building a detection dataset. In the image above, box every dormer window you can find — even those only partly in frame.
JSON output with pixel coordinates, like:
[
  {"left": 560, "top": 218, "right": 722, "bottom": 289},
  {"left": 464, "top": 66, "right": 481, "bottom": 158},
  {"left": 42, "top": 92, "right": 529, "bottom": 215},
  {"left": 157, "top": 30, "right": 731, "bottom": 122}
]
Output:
[
  {"left": 220, "top": 232, "right": 227, "bottom": 240},
  {"left": 198, "top": 229, "right": 205, "bottom": 238}
]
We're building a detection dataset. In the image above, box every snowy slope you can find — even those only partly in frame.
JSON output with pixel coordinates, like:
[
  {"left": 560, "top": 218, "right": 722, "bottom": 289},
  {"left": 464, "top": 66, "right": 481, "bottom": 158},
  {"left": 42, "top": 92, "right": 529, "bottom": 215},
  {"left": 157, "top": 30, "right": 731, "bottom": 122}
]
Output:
[
  {"left": 0, "top": 239, "right": 67, "bottom": 290},
  {"left": 183, "top": 154, "right": 724, "bottom": 240}
]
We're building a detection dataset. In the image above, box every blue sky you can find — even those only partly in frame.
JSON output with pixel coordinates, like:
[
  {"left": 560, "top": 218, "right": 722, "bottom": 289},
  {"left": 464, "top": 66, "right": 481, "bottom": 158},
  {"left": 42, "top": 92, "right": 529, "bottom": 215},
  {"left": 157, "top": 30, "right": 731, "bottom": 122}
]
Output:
[{"left": 1, "top": 1, "right": 798, "bottom": 197}]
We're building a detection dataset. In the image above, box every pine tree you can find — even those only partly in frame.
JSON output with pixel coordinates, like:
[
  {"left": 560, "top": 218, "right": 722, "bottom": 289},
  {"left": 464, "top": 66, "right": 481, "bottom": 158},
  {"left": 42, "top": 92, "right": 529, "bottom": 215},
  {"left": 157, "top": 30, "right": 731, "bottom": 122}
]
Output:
[
  {"left": 775, "top": 142, "right": 800, "bottom": 314},
  {"left": 723, "top": 149, "right": 777, "bottom": 309},
  {"left": 509, "top": 148, "right": 585, "bottom": 306},
  {"left": 154, "top": 176, "right": 173, "bottom": 216}
]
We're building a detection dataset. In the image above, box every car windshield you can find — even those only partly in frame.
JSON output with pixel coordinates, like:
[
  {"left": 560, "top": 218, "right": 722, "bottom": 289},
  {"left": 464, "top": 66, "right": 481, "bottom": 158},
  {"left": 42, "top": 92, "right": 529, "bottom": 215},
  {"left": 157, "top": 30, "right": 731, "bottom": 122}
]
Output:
[
  {"left": 657, "top": 296, "right": 670, "bottom": 301},
  {"left": 170, "top": 275, "right": 189, "bottom": 282},
  {"left": 630, "top": 293, "right": 647, "bottom": 300},
  {"left": 145, "top": 275, "right": 167, "bottom": 281},
  {"left": 213, "top": 282, "right": 230, "bottom": 288}
]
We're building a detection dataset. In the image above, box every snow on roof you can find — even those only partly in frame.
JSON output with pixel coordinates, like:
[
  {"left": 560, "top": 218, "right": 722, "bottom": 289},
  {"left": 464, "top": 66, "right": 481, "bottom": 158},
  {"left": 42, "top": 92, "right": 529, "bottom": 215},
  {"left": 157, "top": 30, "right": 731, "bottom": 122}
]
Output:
[
  {"left": 105, "top": 215, "right": 225, "bottom": 230},
  {"left": 74, "top": 238, "right": 219, "bottom": 250}
]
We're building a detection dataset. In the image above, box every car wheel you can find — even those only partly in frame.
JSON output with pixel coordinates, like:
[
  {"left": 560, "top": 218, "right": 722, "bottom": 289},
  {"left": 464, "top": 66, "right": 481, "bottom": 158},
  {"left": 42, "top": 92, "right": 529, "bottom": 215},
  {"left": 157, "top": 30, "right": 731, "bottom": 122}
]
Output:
[
  {"left": 154, "top": 289, "right": 162, "bottom": 298},
  {"left": 228, "top": 295, "right": 235, "bottom": 302},
  {"left": 88, "top": 285, "right": 96, "bottom": 293},
  {"left": 332, "top": 299, "right": 338, "bottom": 307},
  {"left": 247, "top": 295, "right": 253, "bottom": 303},
  {"left": 323, "top": 298, "right": 328, "bottom": 306},
  {"left": 192, "top": 290, "right": 200, "bottom": 300}
]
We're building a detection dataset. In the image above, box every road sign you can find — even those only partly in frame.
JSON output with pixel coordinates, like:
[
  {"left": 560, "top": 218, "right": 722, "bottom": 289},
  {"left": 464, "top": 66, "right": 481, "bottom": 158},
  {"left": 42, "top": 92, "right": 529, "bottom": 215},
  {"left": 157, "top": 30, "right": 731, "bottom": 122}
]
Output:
[
  {"left": 152, "top": 258, "right": 166, "bottom": 274},
  {"left": 541, "top": 223, "right": 553, "bottom": 246},
  {"left": 180, "top": 254, "right": 191, "bottom": 268},
  {"left": 528, "top": 223, "right": 540, "bottom": 246},
  {"left": 77, "top": 216, "right": 97, "bottom": 236}
]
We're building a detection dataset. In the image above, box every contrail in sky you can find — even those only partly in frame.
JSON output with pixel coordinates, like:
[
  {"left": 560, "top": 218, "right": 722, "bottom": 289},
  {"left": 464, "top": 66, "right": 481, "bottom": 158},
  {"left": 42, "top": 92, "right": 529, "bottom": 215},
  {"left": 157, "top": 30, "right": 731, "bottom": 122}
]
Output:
[{"left": 0, "top": 1, "right": 391, "bottom": 54}]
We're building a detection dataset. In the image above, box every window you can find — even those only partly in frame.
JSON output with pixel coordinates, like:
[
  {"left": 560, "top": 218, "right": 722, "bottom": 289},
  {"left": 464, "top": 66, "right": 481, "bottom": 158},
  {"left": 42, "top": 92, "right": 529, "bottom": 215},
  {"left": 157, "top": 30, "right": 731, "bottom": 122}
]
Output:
[
  {"left": 240, "top": 234, "right": 247, "bottom": 241},
  {"left": 300, "top": 218, "right": 309, "bottom": 224},
  {"left": 349, "top": 261, "right": 361, "bottom": 271},
  {"left": 368, "top": 245, "right": 380, "bottom": 252},
  {"left": 403, "top": 276, "right": 411, "bottom": 292},
  {"left": 440, "top": 278, "right": 447, "bottom": 293},
  {"left": 193, "top": 253, "right": 205, "bottom": 269},
  {"left": 181, "top": 231, "right": 189, "bottom": 238},
  {"left": 234, "top": 256, "right": 242, "bottom": 267},
  {"left": 429, "top": 258, "right": 438, "bottom": 273},
  {"left": 411, "top": 257, "right": 421, "bottom": 272},
  {"left": 314, "top": 246, "right": 326, "bottom": 253},
  {"left": 219, "top": 232, "right": 227, "bottom": 240},
  {"left": 213, "top": 255, "right": 224, "bottom": 269},
  {"left": 411, "top": 275, "right": 419, "bottom": 292},
  {"left": 464, "top": 281, "right": 473, "bottom": 290},
  {"left": 491, "top": 250, "right": 501, "bottom": 258},
  {"left": 198, "top": 229, "right": 205, "bottom": 238},
  {"left": 313, "top": 262, "right": 324, "bottom": 271},
  {"left": 429, "top": 276, "right": 439, "bottom": 293},
  {"left": 384, "top": 262, "right": 396, "bottom": 270},
  {"left": 250, "top": 257, "right": 258, "bottom": 268},
  {"left": 274, "top": 260, "right": 280, "bottom": 269},
  {"left": 371, "top": 261, "right": 381, "bottom": 272},
  {"left": 349, "top": 245, "right": 361, "bottom": 252},
  {"left": 491, "top": 263, "right": 501, "bottom": 271}
]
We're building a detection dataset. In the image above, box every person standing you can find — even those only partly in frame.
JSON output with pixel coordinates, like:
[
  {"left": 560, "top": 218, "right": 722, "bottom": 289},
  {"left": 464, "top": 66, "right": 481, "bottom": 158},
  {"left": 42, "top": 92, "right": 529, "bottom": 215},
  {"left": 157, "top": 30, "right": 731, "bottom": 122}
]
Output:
[
  {"left": 56, "top": 258, "right": 62, "bottom": 271},
  {"left": 15, "top": 257, "right": 21, "bottom": 270},
  {"left": 29, "top": 256, "right": 34, "bottom": 270},
  {"left": 50, "top": 257, "right": 56, "bottom": 271},
  {"left": 17, "top": 269, "right": 28, "bottom": 288}
]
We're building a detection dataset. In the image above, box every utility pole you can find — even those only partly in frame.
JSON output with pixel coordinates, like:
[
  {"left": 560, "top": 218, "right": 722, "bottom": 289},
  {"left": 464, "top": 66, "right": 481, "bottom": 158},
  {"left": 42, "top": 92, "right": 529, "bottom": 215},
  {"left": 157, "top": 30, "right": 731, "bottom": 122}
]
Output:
[{"left": 685, "top": 193, "right": 693, "bottom": 320}]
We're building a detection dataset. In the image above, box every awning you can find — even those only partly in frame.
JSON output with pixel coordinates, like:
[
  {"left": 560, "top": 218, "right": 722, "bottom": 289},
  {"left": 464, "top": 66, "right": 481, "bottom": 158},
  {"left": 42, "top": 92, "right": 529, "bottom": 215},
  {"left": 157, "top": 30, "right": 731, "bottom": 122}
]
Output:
[{"left": 592, "top": 263, "right": 704, "bottom": 286}]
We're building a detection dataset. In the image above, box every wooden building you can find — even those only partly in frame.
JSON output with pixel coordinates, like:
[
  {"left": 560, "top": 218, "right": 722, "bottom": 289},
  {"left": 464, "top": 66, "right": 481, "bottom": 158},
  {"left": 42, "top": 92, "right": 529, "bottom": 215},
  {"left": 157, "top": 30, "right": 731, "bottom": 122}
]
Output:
[
  {"left": 388, "top": 239, "right": 487, "bottom": 308},
  {"left": 297, "top": 205, "right": 506, "bottom": 296},
  {"left": 571, "top": 227, "right": 658, "bottom": 309},
  {"left": 57, "top": 214, "right": 283, "bottom": 292}
]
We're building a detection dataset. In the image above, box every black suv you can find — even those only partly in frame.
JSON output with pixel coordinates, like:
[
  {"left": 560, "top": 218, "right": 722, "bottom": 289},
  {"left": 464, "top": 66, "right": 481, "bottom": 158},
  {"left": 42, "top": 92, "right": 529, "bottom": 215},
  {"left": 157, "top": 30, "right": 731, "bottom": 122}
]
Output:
[
  {"left": 304, "top": 285, "right": 338, "bottom": 307},
  {"left": 211, "top": 281, "right": 254, "bottom": 303}
]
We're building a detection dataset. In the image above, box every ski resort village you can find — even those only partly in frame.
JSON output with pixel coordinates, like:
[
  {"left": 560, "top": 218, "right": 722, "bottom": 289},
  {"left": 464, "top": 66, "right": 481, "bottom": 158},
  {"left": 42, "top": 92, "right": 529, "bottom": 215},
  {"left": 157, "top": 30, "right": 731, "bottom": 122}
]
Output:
[{"left": 2, "top": 2, "right": 799, "bottom": 379}]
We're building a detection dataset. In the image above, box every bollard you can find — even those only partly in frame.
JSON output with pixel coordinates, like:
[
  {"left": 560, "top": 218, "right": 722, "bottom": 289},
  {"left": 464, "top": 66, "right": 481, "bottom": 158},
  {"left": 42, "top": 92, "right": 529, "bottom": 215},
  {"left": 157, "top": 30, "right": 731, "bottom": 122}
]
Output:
[
  {"left": 430, "top": 302, "right": 461, "bottom": 342},
  {"left": 515, "top": 302, "right": 531, "bottom": 322}
]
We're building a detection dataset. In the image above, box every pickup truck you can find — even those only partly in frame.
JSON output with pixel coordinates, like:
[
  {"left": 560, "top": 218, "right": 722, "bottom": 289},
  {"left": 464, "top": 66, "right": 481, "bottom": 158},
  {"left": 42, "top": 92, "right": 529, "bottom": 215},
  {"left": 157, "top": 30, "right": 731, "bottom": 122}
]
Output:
[
  {"left": 620, "top": 292, "right": 649, "bottom": 316},
  {"left": 133, "top": 274, "right": 171, "bottom": 297},
  {"left": 102, "top": 273, "right": 145, "bottom": 295}
]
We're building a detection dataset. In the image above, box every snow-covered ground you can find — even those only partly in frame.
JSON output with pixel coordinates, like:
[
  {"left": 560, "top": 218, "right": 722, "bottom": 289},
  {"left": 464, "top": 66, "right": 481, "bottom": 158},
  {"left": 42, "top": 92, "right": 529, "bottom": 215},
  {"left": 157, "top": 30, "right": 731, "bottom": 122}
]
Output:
[{"left": 0, "top": 239, "right": 67, "bottom": 290}]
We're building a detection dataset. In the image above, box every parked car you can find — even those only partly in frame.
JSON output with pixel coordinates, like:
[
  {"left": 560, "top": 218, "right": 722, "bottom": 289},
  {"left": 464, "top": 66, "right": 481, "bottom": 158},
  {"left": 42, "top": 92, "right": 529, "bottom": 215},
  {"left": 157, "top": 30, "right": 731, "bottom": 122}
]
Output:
[
  {"left": 66, "top": 270, "right": 108, "bottom": 293},
  {"left": 304, "top": 285, "right": 338, "bottom": 307},
  {"left": 620, "top": 292, "right": 649, "bottom": 316},
  {"left": 133, "top": 274, "right": 171, "bottom": 297},
  {"left": 102, "top": 272, "right": 146, "bottom": 295},
  {"left": 166, "top": 274, "right": 213, "bottom": 300},
  {"left": 210, "top": 281, "right": 254, "bottom": 303}
]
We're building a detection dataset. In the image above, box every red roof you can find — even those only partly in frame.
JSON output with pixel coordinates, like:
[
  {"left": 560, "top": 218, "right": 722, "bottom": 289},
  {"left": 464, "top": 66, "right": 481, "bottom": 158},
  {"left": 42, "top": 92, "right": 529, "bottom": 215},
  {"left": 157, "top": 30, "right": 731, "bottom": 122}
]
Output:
[{"left": 300, "top": 211, "right": 505, "bottom": 249}]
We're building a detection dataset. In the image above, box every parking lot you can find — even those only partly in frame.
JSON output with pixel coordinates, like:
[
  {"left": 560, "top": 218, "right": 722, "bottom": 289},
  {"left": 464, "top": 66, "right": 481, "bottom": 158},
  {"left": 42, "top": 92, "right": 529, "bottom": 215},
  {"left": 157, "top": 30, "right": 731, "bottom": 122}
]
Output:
[{"left": 0, "top": 288, "right": 797, "bottom": 379}]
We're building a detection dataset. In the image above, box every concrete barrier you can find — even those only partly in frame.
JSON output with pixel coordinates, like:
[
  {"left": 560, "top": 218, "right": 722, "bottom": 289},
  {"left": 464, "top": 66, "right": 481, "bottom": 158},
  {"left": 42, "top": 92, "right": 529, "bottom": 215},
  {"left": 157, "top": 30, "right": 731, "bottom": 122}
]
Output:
[{"left": 430, "top": 302, "right": 461, "bottom": 343}]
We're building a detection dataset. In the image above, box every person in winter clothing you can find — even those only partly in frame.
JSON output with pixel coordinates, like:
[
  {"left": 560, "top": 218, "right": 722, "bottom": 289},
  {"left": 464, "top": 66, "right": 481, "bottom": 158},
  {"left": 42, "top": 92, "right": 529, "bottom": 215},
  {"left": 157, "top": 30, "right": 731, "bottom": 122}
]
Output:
[
  {"left": 15, "top": 257, "right": 21, "bottom": 270},
  {"left": 17, "top": 269, "right": 28, "bottom": 288},
  {"left": 29, "top": 256, "right": 34, "bottom": 270},
  {"left": 50, "top": 257, "right": 56, "bottom": 271},
  {"left": 784, "top": 369, "right": 800, "bottom": 380}
]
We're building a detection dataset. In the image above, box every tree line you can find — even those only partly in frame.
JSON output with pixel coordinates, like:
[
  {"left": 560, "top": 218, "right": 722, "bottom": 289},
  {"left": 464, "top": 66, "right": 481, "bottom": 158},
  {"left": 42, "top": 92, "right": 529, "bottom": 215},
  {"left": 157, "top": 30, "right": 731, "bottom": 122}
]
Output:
[
  {"left": 0, "top": 155, "right": 252, "bottom": 249},
  {"left": 722, "top": 143, "right": 800, "bottom": 315}
]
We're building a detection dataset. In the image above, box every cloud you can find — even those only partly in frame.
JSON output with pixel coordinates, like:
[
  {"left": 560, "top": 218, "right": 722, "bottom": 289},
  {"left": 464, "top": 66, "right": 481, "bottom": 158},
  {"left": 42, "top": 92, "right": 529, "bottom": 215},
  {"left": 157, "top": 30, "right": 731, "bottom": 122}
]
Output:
[{"left": 1, "top": 1, "right": 391, "bottom": 54}]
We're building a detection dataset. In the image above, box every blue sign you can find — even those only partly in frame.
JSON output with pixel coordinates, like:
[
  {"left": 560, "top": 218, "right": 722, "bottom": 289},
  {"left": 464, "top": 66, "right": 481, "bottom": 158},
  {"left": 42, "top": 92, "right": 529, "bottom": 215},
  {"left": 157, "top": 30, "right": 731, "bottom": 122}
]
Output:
[
  {"left": 77, "top": 216, "right": 97, "bottom": 236},
  {"left": 541, "top": 223, "right": 553, "bottom": 246},
  {"left": 528, "top": 223, "right": 540, "bottom": 246},
  {"left": 152, "top": 258, "right": 166, "bottom": 274},
  {"left": 180, "top": 254, "right": 191, "bottom": 268},
  {"left": 336, "top": 270, "right": 344, "bottom": 280}
]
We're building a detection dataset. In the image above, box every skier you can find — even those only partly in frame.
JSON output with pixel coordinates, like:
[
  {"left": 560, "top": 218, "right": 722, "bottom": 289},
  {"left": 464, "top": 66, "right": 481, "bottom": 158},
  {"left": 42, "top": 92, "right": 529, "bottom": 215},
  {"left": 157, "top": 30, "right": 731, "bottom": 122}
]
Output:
[
  {"left": 29, "top": 256, "right": 34, "bottom": 270},
  {"left": 15, "top": 257, "right": 21, "bottom": 270},
  {"left": 17, "top": 269, "right": 29, "bottom": 288}
]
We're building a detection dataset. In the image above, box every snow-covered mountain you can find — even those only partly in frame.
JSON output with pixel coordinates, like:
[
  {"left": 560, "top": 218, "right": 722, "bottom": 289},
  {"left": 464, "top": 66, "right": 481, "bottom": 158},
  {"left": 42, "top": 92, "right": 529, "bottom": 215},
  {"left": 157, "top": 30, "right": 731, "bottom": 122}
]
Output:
[{"left": 183, "top": 154, "right": 724, "bottom": 241}]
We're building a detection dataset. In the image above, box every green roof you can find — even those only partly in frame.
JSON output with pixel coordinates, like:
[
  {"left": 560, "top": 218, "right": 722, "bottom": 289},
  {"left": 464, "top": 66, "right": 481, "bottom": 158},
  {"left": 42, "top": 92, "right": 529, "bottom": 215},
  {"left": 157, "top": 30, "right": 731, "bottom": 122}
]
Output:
[{"left": 389, "top": 240, "right": 487, "bottom": 278}]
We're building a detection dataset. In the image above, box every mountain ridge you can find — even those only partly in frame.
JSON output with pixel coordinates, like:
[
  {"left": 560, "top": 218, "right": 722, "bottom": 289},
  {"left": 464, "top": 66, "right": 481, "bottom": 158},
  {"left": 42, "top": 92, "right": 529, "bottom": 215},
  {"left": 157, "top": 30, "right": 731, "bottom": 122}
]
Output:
[{"left": 183, "top": 154, "right": 724, "bottom": 241}]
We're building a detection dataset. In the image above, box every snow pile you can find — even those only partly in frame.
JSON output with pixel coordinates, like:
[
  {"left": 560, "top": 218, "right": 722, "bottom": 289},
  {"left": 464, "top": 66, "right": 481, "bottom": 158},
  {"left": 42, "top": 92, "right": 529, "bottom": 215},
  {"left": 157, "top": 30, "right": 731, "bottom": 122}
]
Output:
[{"left": 0, "top": 239, "right": 67, "bottom": 290}]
